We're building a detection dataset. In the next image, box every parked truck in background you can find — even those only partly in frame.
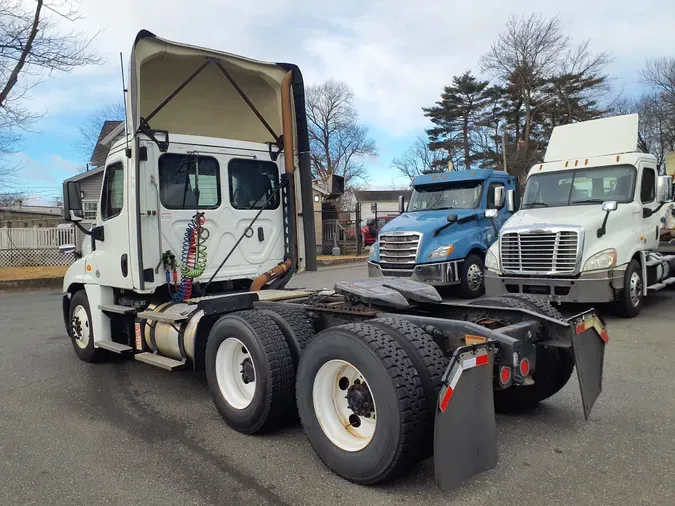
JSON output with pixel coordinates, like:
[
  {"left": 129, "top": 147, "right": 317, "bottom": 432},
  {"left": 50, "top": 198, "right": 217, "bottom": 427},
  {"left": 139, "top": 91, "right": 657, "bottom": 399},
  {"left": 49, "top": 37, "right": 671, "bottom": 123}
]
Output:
[
  {"left": 368, "top": 169, "right": 516, "bottom": 298},
  {"left": 485, "top": 114, "right": 674, "bottom": 317}
]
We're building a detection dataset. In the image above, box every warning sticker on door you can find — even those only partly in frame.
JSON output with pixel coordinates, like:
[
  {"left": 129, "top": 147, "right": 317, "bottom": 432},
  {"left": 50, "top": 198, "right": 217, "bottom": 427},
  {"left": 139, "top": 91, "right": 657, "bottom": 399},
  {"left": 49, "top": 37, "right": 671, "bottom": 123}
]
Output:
[{"left": 160, "top": 211, "right": 172, "bottom": 219}]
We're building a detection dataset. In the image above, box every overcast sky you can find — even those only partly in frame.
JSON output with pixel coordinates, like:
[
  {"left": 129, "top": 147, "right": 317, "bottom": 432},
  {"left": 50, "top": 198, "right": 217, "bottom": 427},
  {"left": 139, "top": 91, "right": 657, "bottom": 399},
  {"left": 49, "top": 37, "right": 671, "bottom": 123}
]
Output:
[{"left": 12, "top": 0, "right": 675, "bottom": 202}]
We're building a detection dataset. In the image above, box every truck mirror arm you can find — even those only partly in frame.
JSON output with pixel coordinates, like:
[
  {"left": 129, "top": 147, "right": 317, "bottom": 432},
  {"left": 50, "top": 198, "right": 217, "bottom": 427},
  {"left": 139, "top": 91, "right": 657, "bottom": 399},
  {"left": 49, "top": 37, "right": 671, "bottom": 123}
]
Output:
[
  {"left": 597, "top": 212, "right": 611, "bottom": 238},
  {"left": 643, "top": 202, "right": 667, "bottom": 219}
]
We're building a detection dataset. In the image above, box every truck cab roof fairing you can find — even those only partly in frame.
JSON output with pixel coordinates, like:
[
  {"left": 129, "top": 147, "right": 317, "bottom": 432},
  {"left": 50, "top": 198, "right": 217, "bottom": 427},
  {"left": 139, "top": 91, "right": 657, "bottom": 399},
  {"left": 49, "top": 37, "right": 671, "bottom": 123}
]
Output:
[{"left": 127, "top": 30, "right": 290, "bottom": 144}]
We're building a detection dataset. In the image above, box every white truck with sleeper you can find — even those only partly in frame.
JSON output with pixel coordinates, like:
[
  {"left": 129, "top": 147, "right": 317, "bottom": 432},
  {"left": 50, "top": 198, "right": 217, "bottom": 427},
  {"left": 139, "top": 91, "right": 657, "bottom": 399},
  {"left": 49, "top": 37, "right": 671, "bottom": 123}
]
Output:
[
  {"left": 59, "top": 30, "right": 609, "bottom": 492},
  {"left": 485, "top": 114, "right": 674, "bottom": 317}
]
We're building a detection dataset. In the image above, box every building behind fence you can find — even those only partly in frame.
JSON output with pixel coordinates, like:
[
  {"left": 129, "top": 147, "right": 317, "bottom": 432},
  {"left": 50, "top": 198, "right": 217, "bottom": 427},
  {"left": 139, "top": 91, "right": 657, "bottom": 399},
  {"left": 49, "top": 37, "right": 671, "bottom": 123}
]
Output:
[{"left": 0, "top": 226, "right": 79, "bottom": 267}]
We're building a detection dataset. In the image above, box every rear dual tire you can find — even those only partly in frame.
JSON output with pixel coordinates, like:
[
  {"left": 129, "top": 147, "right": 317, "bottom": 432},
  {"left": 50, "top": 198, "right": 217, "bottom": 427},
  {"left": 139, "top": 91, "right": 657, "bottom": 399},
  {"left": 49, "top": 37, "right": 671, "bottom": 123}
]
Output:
[
  {"left": 296, "top": 322, "right": 430, "bottom": 484},
  {"left": 205, "top": 311, "right": 295, "bottom": 434}
]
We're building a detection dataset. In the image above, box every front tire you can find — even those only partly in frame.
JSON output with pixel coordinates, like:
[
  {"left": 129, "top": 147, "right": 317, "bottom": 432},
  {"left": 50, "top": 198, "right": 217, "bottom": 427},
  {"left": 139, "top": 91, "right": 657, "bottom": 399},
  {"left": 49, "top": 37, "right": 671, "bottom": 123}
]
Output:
[
  {"left": 68, "top": 290, "right": 107, "bottom": 363},
  {"left": 205, "top": 311, "right": 295, "bottom": 434},
  {"left": 296, "top": 323, "right": 425, "bottom": 484},
  {"left": 459, "top": 254, "right": 485, "bottom": 298},
  {"left": 618, "top": 259, "right": 643, "bottom": 318}
]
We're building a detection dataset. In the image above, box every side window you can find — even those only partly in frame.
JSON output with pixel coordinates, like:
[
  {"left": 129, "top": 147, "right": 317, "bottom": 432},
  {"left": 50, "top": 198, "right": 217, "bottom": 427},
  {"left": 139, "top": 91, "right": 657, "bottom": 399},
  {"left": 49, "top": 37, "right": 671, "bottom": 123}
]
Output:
[
  {"left": 159, "top": 154, "right": 220, "bottom": 210},
  {"left": 487, "top": 183, "right": 505, "bottom": 209},
  {"left": 100, "top": 163, "right": 124, "bottom": 220},
  {"left": 229, "top": 159, "right": 279, "bottom": 210},
  {"left": 641, "top": 168, "right": 656, "bottom": 204}
]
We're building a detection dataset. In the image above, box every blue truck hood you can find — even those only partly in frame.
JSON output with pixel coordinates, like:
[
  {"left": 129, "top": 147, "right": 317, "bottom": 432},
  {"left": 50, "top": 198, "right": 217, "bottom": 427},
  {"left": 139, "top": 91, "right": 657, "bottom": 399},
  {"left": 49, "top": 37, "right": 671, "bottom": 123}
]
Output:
[
  {"left": 382, "top": 209, "right": 479, "bottom": 233},
  {"left": 379, "top": 209, "right": 485, "bottom": 263}
]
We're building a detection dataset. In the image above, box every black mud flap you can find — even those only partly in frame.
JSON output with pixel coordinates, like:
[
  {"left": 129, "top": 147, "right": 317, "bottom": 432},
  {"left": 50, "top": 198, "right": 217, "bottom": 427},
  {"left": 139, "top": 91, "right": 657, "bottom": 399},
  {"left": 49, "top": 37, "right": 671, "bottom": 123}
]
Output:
[
  {"left": 570, "top": 312, "right": 608, "bottom": 420},
  {"left": 434, "top": 344, "right": 498, "bottom": 492}
]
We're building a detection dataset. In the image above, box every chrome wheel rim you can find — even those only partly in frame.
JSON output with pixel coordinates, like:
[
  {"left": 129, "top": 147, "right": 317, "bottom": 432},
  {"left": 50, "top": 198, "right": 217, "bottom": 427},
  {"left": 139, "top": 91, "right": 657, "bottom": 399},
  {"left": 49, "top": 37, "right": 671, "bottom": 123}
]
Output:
[
  {"left": 467, "top": 263, "right": 483, "bottom": 291},
  {"left": 629, "top": 271, "right": 642, "bottom": 307},
  {"left": 71, "top": 305, "right": 90, "bottom": 349}
]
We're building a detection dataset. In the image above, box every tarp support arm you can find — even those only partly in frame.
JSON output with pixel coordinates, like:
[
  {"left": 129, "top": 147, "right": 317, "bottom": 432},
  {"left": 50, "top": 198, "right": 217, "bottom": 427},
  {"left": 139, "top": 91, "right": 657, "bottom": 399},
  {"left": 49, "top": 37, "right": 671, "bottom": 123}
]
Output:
[{"left": 209, "top": 57, "right": 281, "bottom": 146}]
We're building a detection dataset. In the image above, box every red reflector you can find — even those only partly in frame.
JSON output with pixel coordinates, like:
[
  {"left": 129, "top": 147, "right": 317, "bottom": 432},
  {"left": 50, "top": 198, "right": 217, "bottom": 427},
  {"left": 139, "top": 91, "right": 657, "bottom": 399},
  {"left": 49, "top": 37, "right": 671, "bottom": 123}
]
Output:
[
  {"left": 476, "top": 354, "right": 489, "bottom": 366},
  {"left": 439, "top": 386, "right": 454, "bottom": 412},
  {"left": 519, "top": 358, "right": 530, "bottom": 376},
  {"left": 499, "top": 366, "right": 511, "bottom": 385},
  {"left": 575, "top": 322, "right": 585, "bottom": 334},
  {"left": 600, "top": 329, "right": 609, "bottom": 343}
]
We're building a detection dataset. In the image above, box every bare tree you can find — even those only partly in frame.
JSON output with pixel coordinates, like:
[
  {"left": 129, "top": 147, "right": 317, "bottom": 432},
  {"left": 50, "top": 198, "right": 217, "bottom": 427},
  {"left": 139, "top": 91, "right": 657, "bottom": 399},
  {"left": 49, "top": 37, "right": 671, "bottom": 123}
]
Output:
[
  {"left": 480, "top": 15, "right": 569, "bottom": 160},
  {"left": 391, "top": 134, "right": 446, "bottom": 180},
  {"left": 74, "top": 102, "right": 125, "bottom": 162},
  {"left": 0, "top": 0, "right": 100, "bottom": 186},
  {"left": 306, "top": 80, "right": 377, "bottom": 189},
  {"left": 0, "top": 192, "right": 26, "bottom": 207},
  {"left": 642, "top": 57, "right": 675, "bottom": 103}
]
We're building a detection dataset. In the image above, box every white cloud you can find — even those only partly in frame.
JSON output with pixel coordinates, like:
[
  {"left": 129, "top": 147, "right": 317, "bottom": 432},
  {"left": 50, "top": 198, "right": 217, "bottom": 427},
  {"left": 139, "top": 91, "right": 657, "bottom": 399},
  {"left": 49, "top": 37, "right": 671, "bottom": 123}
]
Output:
[{"left": 16, "top": 0, "right": 675, "bottom": 144}]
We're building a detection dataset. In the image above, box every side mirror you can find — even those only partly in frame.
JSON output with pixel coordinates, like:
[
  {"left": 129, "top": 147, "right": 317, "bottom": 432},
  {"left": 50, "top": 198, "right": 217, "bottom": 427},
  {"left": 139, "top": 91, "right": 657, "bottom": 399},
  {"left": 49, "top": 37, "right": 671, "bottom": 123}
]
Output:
[
  {"left": 506, "top": 189, "right": 516, "bottom": 213},
  {"left": 398, "top": 195, "right": 405, "bottom": 214},
  {"left": 63, "top": 181, "right": 84, "bottom": 223},
  {"left": 59, "top": 244, "right": 76, "bottom": 255},
  {"left": 657, "top": 175, "right": 673, "bottom": 203},
  {"left": 485, "top": 209, "right": 498, "bottom": 219},
  {"left": 601, "top": 200, "right": 618, "bottom": 212},
  {"left": 447, "top": 213, "right": 458, "bottom": 223},
  {"left": 493, "top": 186, "right": 505, "bottom": 209}
]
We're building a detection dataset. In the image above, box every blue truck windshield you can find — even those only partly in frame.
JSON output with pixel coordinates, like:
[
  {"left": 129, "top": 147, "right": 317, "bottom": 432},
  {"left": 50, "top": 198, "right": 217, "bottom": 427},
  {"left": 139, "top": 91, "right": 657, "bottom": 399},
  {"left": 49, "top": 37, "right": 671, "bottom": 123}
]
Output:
[
  {"left": 522, "top": 165, "right": 637, "bottom": 208},
  {"left": 408, "top": 181, "right": 483, "bottom": 211}
]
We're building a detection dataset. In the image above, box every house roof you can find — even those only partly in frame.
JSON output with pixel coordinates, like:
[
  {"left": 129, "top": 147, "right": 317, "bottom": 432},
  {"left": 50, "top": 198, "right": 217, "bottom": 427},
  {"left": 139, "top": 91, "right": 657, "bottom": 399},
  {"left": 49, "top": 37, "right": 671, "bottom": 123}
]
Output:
[
  {"left": 0, "top": 205, "right": 63, "bottom": 216},
  {"left": 64, "top": 166, "right": 104, "bottom": 183},
  {"left": 353, "top": 190, "right": 412, "bottom": 202},
  {"left": 91, "top": 120, "right": 124, "bottom": 166}
]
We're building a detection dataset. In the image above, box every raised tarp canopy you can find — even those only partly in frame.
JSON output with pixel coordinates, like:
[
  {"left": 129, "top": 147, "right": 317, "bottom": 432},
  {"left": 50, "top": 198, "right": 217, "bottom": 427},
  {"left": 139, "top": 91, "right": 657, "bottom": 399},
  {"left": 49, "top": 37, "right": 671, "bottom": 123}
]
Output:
[
  {"left": 544, "top": 113, "right": 639, "bottom": 163},
  {"left": 128, "top": 30, "right": 289, "bottom": 144}
]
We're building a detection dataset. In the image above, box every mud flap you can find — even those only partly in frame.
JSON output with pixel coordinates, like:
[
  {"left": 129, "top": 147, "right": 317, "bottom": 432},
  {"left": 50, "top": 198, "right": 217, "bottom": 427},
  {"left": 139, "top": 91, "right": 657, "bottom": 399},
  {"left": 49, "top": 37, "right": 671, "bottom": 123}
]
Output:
[
  {"left": 571, "top": 312, "right": 608, "bottom": 420},
  {"left": 434, "top": 344, "right": 498, "bottom": 492}
]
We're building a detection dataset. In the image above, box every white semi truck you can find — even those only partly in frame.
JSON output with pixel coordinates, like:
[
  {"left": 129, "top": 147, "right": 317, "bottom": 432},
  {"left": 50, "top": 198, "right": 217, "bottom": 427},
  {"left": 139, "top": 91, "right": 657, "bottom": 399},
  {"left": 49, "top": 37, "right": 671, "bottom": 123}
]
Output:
[
  {"left": 485, "top": 114, "right": 674, "bottom": 317},
  {"left": 59, "top": 30, "right": 609, "bottom": 492}
]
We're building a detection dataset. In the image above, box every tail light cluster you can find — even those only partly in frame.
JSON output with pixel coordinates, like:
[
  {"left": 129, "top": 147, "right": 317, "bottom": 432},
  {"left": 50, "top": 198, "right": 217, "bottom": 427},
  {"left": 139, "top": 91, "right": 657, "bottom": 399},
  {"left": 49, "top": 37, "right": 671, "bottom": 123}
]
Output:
[{"left": 498, "top": 354, "right": 533, "bottom": 388}]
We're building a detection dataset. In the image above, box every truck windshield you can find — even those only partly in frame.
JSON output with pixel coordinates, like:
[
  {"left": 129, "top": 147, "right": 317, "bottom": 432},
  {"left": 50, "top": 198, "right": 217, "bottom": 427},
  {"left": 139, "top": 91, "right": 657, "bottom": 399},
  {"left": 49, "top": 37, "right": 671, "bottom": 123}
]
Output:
[
  {"left": 522, "top": 165, "right": 637, "bottom": 208},
  {"left": 408, "top": 181, "right": 483, "bottom": 212}
]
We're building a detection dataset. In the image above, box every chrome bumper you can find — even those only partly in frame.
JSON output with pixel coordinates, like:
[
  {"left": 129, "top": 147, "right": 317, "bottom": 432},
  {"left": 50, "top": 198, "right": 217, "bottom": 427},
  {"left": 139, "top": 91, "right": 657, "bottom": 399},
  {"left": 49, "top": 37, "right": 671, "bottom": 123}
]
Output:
[
  {"left": 368, "top": 260, "right": 461, "bottom": 286},
  {"left": 484, "top": 268, "right": 626, "bottom": 303}
]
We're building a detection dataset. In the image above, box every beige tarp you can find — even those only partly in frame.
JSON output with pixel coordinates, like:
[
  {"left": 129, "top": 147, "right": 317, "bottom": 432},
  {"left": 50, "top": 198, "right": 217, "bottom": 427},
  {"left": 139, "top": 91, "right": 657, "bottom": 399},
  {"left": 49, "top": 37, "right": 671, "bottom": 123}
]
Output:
[{"left": 128, "top": 30, "right": 287, "bottom": 144}]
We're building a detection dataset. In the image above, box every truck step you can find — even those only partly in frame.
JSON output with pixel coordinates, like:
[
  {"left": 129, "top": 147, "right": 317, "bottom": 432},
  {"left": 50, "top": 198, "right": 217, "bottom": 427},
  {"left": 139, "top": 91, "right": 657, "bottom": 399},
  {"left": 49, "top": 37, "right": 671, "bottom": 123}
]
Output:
[
  {"left": 662, "top": 277, "right": 675, "bottom": 286},
  {"left": 96, "top": 340, "right": 133, "bottom": 353},
  {"left": 647, "top": 282, "right": 666, "bottom": 292},
  {"left": 136, "top": 311, "right": 188, "bottom": 323},
  {"left": 134, "top": 352, "right": 186, "bottom": 371},
  {"left": 98, "top": 304, "right": 138, "bottom": 315}
]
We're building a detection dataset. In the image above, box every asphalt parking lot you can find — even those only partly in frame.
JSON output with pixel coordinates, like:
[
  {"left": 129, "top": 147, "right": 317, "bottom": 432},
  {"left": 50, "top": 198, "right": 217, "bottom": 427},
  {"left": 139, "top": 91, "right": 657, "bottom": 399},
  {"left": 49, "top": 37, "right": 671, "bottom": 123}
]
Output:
[{"left": 1, "top": 264, "right": 674, "bottom": 505}]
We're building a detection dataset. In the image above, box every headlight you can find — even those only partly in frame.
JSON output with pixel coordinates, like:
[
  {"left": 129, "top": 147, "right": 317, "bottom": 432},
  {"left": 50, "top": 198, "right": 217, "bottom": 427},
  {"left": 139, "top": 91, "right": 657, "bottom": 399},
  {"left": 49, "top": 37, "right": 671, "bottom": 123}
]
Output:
[
  {"left": 485, "top": 246, "right": 500, "bottom": 271},
  {"left": 427, "top": 244, "right": 454, "bottom": 261},
  {"left": 368, "top": 244, "right": 378, "bottom": 261},
  {"left": 583, "top": 248, "right": 617, "bottom": 271}
]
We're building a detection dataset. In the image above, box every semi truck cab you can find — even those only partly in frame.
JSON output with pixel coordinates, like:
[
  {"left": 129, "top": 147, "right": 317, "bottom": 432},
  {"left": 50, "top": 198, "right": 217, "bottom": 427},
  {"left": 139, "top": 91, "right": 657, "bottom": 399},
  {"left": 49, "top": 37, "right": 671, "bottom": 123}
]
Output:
[
  {"left": 485, "top": 114, "right": 674, "bottom": 317},
  {"left": 368, "top": 169, "right": 515, "bottom": 298}
]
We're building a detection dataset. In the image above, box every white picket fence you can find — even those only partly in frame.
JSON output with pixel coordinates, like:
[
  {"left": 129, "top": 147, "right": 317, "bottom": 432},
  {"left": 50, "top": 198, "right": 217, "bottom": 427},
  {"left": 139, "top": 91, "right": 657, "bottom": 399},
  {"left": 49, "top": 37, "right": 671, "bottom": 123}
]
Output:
[{"left": 0, "top": 226, "right": 77, "bottom": 267}]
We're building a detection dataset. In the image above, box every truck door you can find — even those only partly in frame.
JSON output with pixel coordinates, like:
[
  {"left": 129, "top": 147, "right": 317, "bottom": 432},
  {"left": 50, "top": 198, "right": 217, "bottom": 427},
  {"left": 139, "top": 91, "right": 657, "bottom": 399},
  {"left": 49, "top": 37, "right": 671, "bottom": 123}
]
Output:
[
  {"left": 485, "top": 181, "right": 508, "bottom": 245},
  {"left": 87, "top": 156, "right": 134, "bottom": 289},
  {"left": 639, "top": 165, "right": 660, "bottom": 249}
]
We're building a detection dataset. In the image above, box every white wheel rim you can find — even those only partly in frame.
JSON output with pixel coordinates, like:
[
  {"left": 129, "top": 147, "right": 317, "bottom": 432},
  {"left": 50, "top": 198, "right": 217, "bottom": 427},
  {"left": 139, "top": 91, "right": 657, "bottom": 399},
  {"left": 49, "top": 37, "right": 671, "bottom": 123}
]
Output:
[
  {"left": 71, "top": 305, "right": 90, "bottom": 349},
  {"left": 215, "top": 338, "right": 256, "bottom": 410},
  {"left": 313, "top": 360, "right": 377, "bottom": 452}
]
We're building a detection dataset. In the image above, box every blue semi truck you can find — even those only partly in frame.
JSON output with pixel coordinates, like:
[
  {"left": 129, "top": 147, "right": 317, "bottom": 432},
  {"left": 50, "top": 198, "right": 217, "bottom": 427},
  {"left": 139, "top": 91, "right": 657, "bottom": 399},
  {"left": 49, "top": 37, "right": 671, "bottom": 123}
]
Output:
[{"left": 368, "top": 169, "right": 516, "bottom": 297}]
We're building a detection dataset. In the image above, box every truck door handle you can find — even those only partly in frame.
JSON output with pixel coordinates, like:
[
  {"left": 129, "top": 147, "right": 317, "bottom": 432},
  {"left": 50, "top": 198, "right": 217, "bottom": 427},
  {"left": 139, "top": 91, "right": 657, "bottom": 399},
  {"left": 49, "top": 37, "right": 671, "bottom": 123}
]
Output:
[
  {"left": 258, "top": 227, "right": 264, "bottom": 241},
  {"left": 121, "top": 254, "right": 128, "bottom": 277}
]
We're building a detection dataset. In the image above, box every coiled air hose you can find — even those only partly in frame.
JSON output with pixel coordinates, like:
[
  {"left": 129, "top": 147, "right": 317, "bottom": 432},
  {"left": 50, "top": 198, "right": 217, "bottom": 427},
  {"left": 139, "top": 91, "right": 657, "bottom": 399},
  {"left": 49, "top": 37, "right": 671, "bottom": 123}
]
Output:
[{"left": 172, "top": 213, "right": 208, "bottom": 302}]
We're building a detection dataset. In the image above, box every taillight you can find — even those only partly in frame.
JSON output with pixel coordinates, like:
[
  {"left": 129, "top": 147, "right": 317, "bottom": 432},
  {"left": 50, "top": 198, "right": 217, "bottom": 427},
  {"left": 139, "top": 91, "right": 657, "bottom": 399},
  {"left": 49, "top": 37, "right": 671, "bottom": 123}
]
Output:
[
  {"left": 499, "top": 366, "right": 512, "bottom": 386},
  {"left": 519, "top": 358, "right": 530, "bottom": 376}
]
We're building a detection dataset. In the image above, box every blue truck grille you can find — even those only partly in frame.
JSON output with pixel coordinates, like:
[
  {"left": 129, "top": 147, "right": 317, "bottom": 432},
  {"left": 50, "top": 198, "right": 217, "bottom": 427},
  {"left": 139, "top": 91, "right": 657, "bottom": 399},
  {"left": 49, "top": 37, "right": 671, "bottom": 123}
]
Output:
[{"left": 379, "top": 232, "right": 421, "bottom": 269}]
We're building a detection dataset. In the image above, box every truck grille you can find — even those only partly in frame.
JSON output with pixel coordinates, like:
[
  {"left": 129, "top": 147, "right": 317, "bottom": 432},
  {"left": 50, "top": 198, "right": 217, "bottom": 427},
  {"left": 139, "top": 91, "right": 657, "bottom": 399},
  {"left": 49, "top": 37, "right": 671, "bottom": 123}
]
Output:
[
  {"left": 379, "top": 232, "right": 421, "bottom": 269},
  {"left": 501, "top": 229, "right": 581, "bottom": 275}
]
